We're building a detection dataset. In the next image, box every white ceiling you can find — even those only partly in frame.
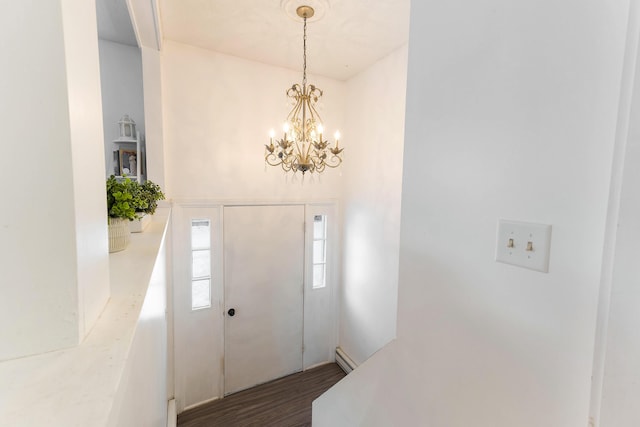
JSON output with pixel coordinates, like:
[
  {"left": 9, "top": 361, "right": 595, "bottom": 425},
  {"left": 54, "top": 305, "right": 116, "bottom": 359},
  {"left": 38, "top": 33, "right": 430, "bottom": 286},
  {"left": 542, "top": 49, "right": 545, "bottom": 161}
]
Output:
[
  {"left": 96, "top": 0, "right": 138, "bottom": 47},
  {"left": 158, "top": 0, "right": 411, "bottom": 81},
  {"left": 96, "top": 0, "right": 411, "bottom": 81}
]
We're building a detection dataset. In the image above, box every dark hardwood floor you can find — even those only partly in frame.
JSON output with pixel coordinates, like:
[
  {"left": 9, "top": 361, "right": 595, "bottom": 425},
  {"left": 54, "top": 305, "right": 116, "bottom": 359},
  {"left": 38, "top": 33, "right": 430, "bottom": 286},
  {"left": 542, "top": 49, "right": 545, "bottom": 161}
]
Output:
[{"left": 177, "top": 363, "right": 346, "bottom": 427}]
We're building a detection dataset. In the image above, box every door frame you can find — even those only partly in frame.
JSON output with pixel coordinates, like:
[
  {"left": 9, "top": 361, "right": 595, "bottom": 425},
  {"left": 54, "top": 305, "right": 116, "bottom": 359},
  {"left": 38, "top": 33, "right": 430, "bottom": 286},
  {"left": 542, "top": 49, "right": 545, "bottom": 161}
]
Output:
[
  {"left": 172, "top": 204, "right": 224, "bottom": 413},
  {"left": 172, "top": 200, "right": 340, "bottom": 411}
]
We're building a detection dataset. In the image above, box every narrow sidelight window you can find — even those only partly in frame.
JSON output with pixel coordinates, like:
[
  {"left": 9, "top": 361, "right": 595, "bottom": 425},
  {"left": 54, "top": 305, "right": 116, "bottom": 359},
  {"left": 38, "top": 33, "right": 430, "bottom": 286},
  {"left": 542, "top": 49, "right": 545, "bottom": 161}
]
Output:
[
  {"left": 312, "top": 215, "right": 327, "bottom": 289},
  {"left": 191, "top": 219, "right": 211, "bottom": 310}
]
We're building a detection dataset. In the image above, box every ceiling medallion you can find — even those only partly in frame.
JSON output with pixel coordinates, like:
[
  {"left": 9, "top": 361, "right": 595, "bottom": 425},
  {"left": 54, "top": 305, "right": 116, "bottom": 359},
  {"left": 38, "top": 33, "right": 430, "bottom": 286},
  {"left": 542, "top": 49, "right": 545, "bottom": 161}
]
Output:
[{"left": 280, "top": 0, "right": 329, "bottom": 23}]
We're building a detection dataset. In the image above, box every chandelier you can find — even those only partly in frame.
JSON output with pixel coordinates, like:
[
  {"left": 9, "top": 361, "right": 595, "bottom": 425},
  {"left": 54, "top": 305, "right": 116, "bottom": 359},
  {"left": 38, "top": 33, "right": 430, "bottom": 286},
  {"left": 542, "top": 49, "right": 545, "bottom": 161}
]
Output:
[{"left": 265, "top": 5, "right": 343, "bottom": 175}]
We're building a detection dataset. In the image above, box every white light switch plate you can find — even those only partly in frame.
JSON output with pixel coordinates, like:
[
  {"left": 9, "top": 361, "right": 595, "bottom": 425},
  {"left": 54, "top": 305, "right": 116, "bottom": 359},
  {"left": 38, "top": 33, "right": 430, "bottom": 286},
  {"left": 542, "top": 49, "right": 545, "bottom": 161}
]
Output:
[{"left": 495, "top": 220, "right": 552, "bottom": 273}]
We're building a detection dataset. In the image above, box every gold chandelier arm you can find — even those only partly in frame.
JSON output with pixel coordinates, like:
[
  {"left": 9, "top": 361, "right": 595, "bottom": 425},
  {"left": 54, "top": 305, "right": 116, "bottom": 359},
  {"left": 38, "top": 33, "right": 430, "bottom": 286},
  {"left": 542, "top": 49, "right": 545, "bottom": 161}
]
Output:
[
  {"left": 303, "top": 136, "right": 314, "bottom": 160},
  {"left": 306, "top": 100, "right": 322, "bottom": 124},
  {"left": 281, "top": 161, "right": 293, "bottom": 172},
  {"left": 265, "top": 152, "right": 283, "bottom": 167},
  {"left": 324, "top": 155, "right": 343, "bottom": 168},
  {"left": 286, "top": 98, "right": 303, "bottom": 127},
  {"left": 308, "top": 85, "right": 323, "bottom": 101},
  {"left": 286, "top": 84, "right": 303, "bottom": 96}
]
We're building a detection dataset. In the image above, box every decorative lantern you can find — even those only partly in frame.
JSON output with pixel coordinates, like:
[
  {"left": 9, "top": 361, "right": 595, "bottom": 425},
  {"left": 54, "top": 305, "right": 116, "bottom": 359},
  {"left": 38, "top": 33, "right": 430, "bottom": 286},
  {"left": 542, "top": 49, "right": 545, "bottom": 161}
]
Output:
[{"left": 118, "top": 114, "right": 136, "bottom": 139}]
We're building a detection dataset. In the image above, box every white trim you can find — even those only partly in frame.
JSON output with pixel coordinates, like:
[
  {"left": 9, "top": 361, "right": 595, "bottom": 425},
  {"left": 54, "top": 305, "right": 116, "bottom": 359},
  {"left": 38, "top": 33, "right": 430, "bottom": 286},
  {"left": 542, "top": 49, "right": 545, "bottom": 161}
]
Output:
[
  {"left": 150, "top": 0, "right": 163, "bottom": 50},
  {"left": 182, "top": 396, "right": 221, "bottom": 412},
  {"left": 589, "top": 1, "right": 640, "bottom": 425},
  {"left": 167, "top": 399, "right": 176, "bottom": 427},
  {"left": 171, "top": 197, "right": 340, "bottom": 207},
  {"left": 335, "top": 347, "right": 357, "bottom": 374}
]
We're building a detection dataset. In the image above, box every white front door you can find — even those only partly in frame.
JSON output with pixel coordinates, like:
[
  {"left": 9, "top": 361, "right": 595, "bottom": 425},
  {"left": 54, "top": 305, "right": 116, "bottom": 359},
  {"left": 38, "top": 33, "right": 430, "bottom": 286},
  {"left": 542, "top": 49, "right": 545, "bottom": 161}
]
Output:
[{"left": 223, "top": 205, "right": 305, "bottom": 395}]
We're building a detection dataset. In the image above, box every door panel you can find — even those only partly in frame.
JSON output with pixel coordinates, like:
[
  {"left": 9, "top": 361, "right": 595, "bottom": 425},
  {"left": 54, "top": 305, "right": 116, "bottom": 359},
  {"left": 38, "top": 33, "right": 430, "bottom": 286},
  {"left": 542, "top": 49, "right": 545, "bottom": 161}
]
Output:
[
  {"left": 172, "top": 205, "right": 224, "bottom": 412},
  {"left": 223, "top": 205, "right": 305, "bottom": 395}
]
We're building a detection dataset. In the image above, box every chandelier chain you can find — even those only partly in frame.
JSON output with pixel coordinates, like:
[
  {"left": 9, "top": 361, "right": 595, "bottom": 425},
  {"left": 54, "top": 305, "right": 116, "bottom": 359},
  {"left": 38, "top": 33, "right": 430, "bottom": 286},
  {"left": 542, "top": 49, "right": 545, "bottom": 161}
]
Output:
[{"left": 303, "top": 16, "right": 307, "bottom": 87}]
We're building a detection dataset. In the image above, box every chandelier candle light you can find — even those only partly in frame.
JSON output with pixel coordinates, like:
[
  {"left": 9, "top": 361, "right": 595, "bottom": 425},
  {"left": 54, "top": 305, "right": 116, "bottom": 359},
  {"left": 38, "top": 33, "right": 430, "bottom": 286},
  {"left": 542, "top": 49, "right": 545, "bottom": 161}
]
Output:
[{"left": 265, "top": 5, "right": 343, "bottom": 175}]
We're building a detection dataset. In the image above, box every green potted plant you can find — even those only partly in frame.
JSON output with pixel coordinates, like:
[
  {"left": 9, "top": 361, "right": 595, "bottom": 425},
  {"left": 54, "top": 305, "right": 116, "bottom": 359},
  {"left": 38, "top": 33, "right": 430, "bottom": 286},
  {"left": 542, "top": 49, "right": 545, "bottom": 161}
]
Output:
[
  {"left": 130, "top": 179, "right": 166, "bottom": 233},
  {"left": 106, "top": 175, "right": 142, "bottom": 252}
]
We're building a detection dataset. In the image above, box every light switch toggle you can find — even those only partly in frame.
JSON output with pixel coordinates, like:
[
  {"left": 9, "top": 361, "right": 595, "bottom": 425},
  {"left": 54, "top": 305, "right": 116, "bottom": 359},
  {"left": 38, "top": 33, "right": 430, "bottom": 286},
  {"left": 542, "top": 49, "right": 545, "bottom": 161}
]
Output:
[{"left": 495, "top": 220, "right": 552, "bottom": 273}]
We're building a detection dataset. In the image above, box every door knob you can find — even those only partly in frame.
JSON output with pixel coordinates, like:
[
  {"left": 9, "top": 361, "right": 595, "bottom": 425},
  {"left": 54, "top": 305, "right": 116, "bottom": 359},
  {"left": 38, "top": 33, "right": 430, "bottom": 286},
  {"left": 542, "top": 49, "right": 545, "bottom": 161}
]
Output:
[{"left": 227, "top": 308, "right": 236, "bottom": 316}]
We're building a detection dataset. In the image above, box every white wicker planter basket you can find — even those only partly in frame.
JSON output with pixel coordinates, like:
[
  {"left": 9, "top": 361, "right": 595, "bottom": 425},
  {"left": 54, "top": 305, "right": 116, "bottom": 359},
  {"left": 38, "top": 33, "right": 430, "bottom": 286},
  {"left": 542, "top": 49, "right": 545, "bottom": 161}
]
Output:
[
  {"left": 108, "top": 217, "right": 131, "bottom": 253},
  {"left": 129, "top": 213, "right": 151, "bottom": 233}
]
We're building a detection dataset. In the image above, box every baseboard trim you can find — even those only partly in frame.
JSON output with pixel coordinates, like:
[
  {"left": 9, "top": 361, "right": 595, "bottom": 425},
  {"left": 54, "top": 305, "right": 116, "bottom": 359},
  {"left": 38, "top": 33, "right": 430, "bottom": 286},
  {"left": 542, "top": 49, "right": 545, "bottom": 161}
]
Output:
[
  {"left": 335, "top": 347, "right": 357, "bottom": 374},
  {"left": 167, "top": 399, "right": 176, "bottom": 427},
  {"left": 183, "top": 395, "right": 221, "bottom": 412}
]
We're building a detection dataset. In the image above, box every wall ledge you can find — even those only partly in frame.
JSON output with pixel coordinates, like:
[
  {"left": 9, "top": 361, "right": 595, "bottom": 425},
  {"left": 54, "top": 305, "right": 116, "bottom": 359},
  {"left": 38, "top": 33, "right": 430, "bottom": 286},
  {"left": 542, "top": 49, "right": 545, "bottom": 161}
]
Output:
[{"left": 0, "top": 208, "right": 170, "bottom": 426}]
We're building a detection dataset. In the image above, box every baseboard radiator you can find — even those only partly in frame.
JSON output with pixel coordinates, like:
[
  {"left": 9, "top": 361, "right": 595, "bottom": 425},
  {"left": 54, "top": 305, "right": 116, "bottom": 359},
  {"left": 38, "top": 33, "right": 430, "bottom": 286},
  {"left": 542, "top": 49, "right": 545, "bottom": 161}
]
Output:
[{"left": 335, "top": 347, "right": 357, "bottom": 374}]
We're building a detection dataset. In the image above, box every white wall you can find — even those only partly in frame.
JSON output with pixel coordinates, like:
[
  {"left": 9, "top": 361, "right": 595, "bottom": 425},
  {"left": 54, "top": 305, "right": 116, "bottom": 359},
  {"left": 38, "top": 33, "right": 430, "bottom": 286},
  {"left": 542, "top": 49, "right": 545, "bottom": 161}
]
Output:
[
  {"left": 98, "top": 39, "right": 145, "bottom": 175},
  {"left": 339, "top": 46, "right": 408, "bottom": 365},
  {"left": 599, "top": 129, "right": 640, "bottom": 427},
  {"left": 162, "top": 41, "right": 345, "bottom": 202},
  {"left": 61, "top": 0, "right": 111, "bottom": 342},
  {"left": 0, "top": 0, "right": 109, "bottom": 361},
  {"left": 314, "top": 0, "right": 629, "bottom": 425},
  {"left": 598, "top": 1, "right": 640, "bottom": 424}
]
